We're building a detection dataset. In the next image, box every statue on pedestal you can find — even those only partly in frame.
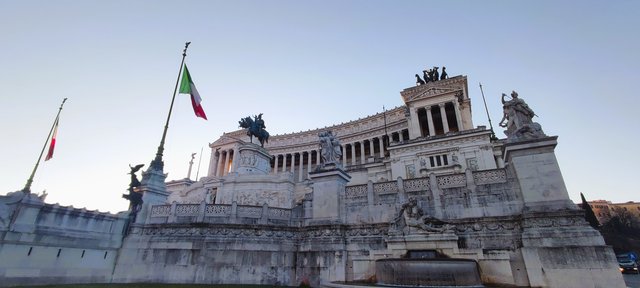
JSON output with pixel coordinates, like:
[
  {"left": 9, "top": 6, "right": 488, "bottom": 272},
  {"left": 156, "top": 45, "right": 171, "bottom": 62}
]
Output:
[
  {"left": 318, "top": 130, "right": 342, "bottom": 169},
  {"left": 122, "top": 164, "right": 144, "bottom": 213},
  {"left": 239, "top": 113, "right": 270, "bottom": 147},
  {"left": 499, "top": 91, "right": 545, "bottom": 142}
]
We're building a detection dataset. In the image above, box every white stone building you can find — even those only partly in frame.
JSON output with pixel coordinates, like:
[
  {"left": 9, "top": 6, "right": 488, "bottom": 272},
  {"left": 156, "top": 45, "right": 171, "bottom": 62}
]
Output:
[{"left": 0, "top": 74, "right": 626, "bottom": 288}]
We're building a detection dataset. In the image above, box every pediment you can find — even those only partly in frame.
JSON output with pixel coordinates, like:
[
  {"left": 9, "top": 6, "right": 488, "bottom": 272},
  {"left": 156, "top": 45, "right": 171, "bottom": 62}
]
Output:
[
  {"left": 406, "top": 86, "right": 459, "bottom": 102},
  {"left": 400, "top": 75, "right": 467, "bottom": 104}
]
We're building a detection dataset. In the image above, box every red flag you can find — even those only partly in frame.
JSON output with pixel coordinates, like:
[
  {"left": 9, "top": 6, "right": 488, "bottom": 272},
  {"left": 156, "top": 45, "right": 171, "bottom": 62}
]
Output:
[{"left": 45, "top": 119, "right": 59, "bottom": 161}]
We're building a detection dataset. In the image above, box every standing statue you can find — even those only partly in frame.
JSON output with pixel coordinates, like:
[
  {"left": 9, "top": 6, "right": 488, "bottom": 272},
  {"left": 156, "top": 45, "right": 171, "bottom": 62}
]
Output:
[
  {"left": 239, "top": 113, "right": 270, "bottom": 147},
  {"left": 122, "top": 164, "right": 144, "bottom": 213},
  {"left": 499, "top": 91, "right": 545, "bottom": 141},
  {"left": 432, "top": 66, "right": 440, "bottom": 81},
  {"left": 318, "top": 130, "right": 342, "bottom": 169},
  {"left": 422, "top": 69, "right": 431, "bottom": 84},
  {"left": 440, "top": 66, "right": 448, "bottom": 80},
  {"left": 415, "top": 74, "right": 425, "bottom": 86}
]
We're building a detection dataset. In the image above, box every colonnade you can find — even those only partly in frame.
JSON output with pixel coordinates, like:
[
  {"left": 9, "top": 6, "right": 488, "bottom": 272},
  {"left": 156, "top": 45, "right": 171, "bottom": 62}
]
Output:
[
  {"left": 415, "top": 101, "right": 463, "bottom": 137},
  {"left": 209, "top": 147, "right": 237, "bottom": 178},
  {"left": 209, "top": 130, "right": 410, "bottom": 182}
]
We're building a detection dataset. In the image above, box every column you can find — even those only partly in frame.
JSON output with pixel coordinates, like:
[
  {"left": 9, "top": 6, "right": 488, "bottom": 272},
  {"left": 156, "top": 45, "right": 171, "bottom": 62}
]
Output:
[
  {"left": 224, "top": 149, "right": 232, "bottom": 176},
  {"left": 360, "top": 141, "right": 365, "bottom": 164},
  {"left": 307, "top": 151, "right": 312, "bottom": 177},
  {"left": 298, "top": 153, "right": 304, "bottom": 181},
  {"left": 342, "top": 145, "right": 346, "bottom": 165},
  {"left": 453, "top": 101, "right": 463, "bottom": 131},
  {"left": 409, "top": 108, "right": 422, "bottom": 139},
  {"left": 274, "top": 154, "right": 279, "bottom": 174},
  {"left": 350, "top": 143, "right": 356, "bottom": 166},
  {"left": 369, "top": 139, "right": 374, "bottom": 162},
  {"left": 282, "top": 154, "right": 287, "bottom": 172},
  {"left": 378, "top": 137, "right": 385, "bottom": 158},
  {"left": 426, "top": 106, "right": 436, "bottom": 136},
  {"left": 209, "top": 150, "right": 219, "bottom": 177},
  {"left": 231, "top": 145, "right": 240, "bottom": 173},
  {"left": 216, "top": 151, "right": 226, "bottom": 177},
  {"left": 439, "top": 103, "right": 449, "bottom": 134},
  {"left": 290, "top": 153, "right": 295, "bottom": 173}
]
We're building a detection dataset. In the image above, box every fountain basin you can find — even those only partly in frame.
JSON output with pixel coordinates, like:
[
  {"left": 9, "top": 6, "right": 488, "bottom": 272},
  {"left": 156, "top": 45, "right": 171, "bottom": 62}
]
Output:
[{"left": 375, "top": 258, "right": 482, "bottom": 287}]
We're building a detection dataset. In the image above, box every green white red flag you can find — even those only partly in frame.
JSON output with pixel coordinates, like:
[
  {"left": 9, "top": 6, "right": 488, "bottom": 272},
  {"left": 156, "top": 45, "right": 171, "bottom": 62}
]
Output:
[
  {"left": 179, "top": 65, "right": 207, "bottom": 120},
  {"left": 45, "top": 118, "right": 59, "bottom": 161}
]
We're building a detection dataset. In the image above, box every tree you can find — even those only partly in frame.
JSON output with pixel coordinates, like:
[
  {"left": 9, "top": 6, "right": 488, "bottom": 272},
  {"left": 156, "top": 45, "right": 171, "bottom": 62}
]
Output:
[{"left": 580, "top": 192, "right": 600, "bottom": 229}]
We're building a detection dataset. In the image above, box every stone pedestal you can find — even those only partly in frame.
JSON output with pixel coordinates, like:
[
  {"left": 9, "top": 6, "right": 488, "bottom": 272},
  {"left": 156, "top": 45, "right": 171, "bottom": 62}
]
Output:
[
  {"left": 235, "top": 143, "right": 272, "bottom": 175},
  {"left": 137, "top": 163, "right": 169, "bottom": 224},
  {"left": 503, "top": 136, "right": 575, "bottom": 212},
  {"left": 504, "top": 136, "right": 626, "bottom": 287},
  {"left": 215, "top": 143, "right": 295, "bottom": 209},
  {"left": 308, "top": 167, "right": 351, "bottom": 223}
]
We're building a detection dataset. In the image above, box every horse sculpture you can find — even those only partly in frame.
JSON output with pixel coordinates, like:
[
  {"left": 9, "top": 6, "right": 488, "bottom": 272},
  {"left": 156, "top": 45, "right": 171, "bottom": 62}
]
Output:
[{"left": 238, "top": 113, "right": 270, "bottom": 147}]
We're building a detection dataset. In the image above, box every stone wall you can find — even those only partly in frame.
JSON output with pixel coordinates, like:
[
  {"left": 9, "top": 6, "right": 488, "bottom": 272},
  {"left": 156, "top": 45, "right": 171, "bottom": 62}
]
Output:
[{"left": 0, "top": 192, "right": 128, "bottom": 287}]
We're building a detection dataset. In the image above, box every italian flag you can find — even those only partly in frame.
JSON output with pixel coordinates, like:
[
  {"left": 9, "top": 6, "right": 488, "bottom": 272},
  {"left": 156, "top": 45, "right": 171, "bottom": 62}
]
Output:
[
  {"left": 179, "top": 65, "right": 207, "bottom": 120},
  {"left": 45, "top": 118, "right": 59, "bottom": 161}
]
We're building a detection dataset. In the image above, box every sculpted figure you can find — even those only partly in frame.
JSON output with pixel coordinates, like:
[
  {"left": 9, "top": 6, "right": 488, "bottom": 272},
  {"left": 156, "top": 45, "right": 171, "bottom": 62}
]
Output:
[
  {"left": 422, "top": 70, "right": 431, "bottom": 84},
  {"left": 392, "top": 197, "right": 454, "bottom": 234},
  {"left": 239, "top": 113, "right": 270, "bottom": 147},
  {"left": 318, "top": 130, "right": 342, "bottom": 168},
  {"left": 440, "top": 66, "right": 448, "bottom": 80},
  {"left": 122, "top": 164, "right": 144, "bottom": 213},
  {"left": 433, "top": 66, "right": 440, "bottom": 81},
  {"left": 499, "top": 91, "right": 545, "bottom": 141},
  {"left": 415, "top": 74, "right": 425, "bottom": 86}
]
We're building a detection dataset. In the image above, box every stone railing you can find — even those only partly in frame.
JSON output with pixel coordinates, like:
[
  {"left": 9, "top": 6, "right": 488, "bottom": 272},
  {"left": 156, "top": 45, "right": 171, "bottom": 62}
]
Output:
[
  {"left": 148, "top": 202, "right": 294, "bottom": 225},
  {"left": 344, "top": 168, "right": 508, "bottom": 205}
]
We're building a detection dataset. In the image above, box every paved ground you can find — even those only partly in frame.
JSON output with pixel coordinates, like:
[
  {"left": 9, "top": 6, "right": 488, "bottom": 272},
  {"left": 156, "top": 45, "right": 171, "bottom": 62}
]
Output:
[{"left": 625, "top": 272, "right": 640, "bottom": 288}]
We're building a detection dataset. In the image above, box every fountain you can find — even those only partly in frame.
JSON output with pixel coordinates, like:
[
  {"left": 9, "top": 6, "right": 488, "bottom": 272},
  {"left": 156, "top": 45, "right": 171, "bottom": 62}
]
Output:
[{"left": 375, "top": 250, "right": 482, "bottom": 287}]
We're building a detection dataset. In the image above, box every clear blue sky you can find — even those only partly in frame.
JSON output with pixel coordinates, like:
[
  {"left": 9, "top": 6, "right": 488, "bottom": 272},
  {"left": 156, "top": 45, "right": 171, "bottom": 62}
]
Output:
[{"left": 1, "top": 0, "right": 638, "bottom": 213}]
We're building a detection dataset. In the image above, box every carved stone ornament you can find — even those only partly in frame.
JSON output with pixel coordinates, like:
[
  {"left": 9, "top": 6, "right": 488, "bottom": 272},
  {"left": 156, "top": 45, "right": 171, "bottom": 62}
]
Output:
[{"left": 389, "top": 197, "right": 455, "bottom": 235}]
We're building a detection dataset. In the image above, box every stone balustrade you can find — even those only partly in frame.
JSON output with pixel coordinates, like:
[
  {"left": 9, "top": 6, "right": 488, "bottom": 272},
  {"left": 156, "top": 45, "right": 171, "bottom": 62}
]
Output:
[
  {"left": 344, "top": 168, "right": 508, "bottom": 206},
  {"left": 148, "top": 202, "right": 295, "bottom": 225}
]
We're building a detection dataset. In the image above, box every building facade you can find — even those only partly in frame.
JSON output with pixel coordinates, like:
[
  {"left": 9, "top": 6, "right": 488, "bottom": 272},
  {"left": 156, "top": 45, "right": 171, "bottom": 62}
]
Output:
[{"left": 0, "top": 74, "right": 627, "bottom": 288}]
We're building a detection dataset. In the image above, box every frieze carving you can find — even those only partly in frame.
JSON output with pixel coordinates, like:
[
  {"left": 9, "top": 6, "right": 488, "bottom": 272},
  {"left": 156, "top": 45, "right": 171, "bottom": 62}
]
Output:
[
  {"left": 454, "top": 220, "right": 520, "bottom": 233},
  {"left": 521, "top": 215, "right": 587, "bottom": 229},
  {"left": 390, "top": 134, "right": 487, "bottom": 155}
]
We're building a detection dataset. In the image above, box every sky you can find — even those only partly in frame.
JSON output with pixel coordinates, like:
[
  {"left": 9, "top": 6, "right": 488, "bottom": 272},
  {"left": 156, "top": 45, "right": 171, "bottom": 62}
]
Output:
[{"left": 0, "top": 0, "right": 638, "bottom": 213}]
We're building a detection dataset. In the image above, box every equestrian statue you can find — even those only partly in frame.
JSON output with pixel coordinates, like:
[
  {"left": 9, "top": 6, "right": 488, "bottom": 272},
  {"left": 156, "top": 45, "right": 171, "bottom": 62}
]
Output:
[{"left": 239, "top": 113, "right": 270, "bottom": 147}]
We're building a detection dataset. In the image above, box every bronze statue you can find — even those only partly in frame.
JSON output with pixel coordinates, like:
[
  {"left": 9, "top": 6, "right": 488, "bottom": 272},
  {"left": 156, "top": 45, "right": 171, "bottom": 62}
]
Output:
[
  {"left": 239, "top": 113, "right": 270, "bottom": 147},
  {"left": 440, "top": 66, "right": 448, "bottom": 80},
  {"left": 422, "top": 70, "right": 431, "bottom": 84},
  {"left": 415, "top": 74, "right": 425, "bottom": 86},
  {"left": 122, "top": 164, "right": 144, "bottom": 213},
  {"left": 433, "top": 66, "right": 440, "bottom": 81}
]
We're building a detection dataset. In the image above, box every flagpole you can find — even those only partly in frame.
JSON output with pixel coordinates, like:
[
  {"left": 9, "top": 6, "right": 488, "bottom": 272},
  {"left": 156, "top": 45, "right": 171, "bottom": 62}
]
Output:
[
  {"left": 150, "top": 42, "right": 191, "bottom": 170},
  {"left": 23, "top": 98, "right": 68, "bottom": 192},
  {"left": 478, "top": 83, "right": 497, "bottom": 141}
]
